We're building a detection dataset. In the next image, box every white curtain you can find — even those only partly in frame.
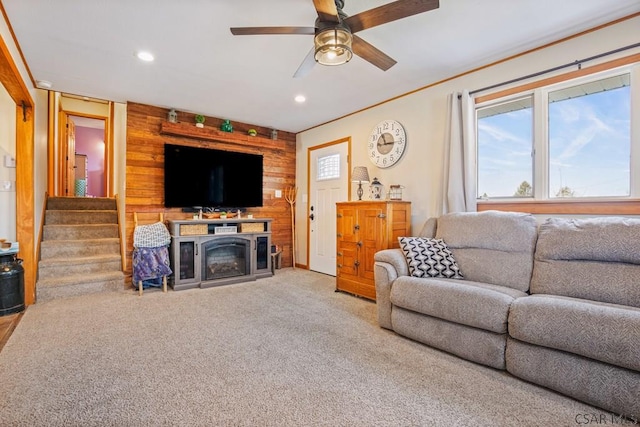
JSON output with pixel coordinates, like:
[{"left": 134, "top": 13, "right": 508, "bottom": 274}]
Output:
[{"left": 441, "top": 90, "right": 477, "bottom": 214}]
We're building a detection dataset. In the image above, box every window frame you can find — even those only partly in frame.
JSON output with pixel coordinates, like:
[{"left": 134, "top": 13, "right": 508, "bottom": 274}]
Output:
[{"left": 475, "top": 53, "right": 640, "bottom": 215}]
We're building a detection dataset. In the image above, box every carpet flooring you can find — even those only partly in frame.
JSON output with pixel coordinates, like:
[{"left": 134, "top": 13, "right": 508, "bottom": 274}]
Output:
[{"left": 0, "top": 268, "right": 603, "bottom": 426}]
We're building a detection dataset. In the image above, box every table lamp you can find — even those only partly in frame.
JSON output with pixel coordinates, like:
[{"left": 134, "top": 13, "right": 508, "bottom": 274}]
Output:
[{"left": 352, "top": 166, "right": 370, "bottom": 201}]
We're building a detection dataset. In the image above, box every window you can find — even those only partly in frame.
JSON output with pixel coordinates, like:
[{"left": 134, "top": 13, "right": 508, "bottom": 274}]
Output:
[
  {"left": 477, "top": 96, "right": 533, "bottom": 198},
  {"left": 476, "top": 66, "right": 637, "bottom": 201},
  {"left": 548, "top": 74, "right": 630, "bottom": 198},
  {"left": 316, "top": 153, "right": 340, "bottom": 181}
]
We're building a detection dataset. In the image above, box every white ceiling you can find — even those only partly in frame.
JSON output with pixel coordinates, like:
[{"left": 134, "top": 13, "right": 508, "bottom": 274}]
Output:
[{"left": 3, "top": 0, "right": 639, "bottom": 133}]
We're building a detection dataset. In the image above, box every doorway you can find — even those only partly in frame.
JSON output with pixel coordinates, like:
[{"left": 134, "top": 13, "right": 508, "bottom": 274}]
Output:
[
  {"left": 58, "top": 109, "right": 108, "bottom": 197},
  {"left": 69, "top": 115, "right": 106, "bottom": 197},
  {"left": 307, "top": 138, "right": 350, "bottom": 276}
]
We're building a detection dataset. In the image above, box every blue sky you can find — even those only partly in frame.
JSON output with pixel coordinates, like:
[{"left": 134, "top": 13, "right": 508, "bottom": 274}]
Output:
[{"left": 477, "top": 85, "right": 630, "bottom": 198}]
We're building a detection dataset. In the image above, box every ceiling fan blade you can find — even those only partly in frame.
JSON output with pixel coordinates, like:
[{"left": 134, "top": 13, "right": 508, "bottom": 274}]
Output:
[
  {"left": 293, "top": 48, "right": 317, "bottom": 78},
  {"left": 313, "top": 0, "right": 340, "bottom": 23},
  {"left": 345, "top": 0, "right": 439, "bottom": 33},
  {"left": 352, "top": 35, "right": 397, "bottom": 71},
  {"left": 230, "top": 27, "right": 315, "bottom": 36}
]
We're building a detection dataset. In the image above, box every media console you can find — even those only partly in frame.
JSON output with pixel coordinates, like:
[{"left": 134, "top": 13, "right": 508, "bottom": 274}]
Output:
[{"left": 168, "top": 218, "right": 273, "bottom": 291}]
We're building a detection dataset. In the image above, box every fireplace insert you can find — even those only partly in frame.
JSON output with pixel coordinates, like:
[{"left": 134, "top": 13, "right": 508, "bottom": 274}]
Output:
[{"left": 201, "top": 236, "right": 252, "bottom": 283}]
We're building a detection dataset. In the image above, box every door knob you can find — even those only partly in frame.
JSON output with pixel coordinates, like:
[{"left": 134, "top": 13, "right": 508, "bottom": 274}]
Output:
[{"left": 309, "top": 213, "right": 315, "bottom": 220}]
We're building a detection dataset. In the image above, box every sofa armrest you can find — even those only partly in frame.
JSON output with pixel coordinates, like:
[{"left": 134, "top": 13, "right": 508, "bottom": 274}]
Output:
[
  {"left": 374, "top": 248, "right": 408, "bottom": 329},
  {"left": 374, "top": 248, "right": 409, "bottom": 277}
]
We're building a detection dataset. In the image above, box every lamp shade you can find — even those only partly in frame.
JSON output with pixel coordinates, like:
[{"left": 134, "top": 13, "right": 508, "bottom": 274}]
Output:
[
  {"left": 314, "top": 27, "right": 353, "bottom": 66},
  {"left": 352, "top": 166, "right": 370, "bottom": 183}
]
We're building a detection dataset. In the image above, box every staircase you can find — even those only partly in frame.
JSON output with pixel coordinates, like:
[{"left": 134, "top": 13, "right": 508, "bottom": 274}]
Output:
[{"left": 36, "top": 197, "right": 125, "bottom": 302}]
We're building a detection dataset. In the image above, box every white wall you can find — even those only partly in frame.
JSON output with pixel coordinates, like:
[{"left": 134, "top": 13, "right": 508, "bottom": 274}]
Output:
[
  {"left": 113, "top": 102, "right": 127, "bottom": 255},
  {"left": 0, "top": 84, "right": 16, "bottom": 241},
  {"left": 295, "top": 16, "right": 640, "bottom": 266},
  {"left": 34, "top": 89, "right": 48, "bottom": 242}
]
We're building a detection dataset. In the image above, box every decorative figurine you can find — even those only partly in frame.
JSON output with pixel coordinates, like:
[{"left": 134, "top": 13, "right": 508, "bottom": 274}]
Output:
[
  {"left": 221, "top": 119, "right": 233, "bottom": 132},
  {"left": 168, "top": 109, "right": 178, "bottom": 123},
  {"left": 370, "top": 177, "right": 384, "bottom": 200},
  {"left": 195, "top": 114, "right": 205, "bottom": 128}
]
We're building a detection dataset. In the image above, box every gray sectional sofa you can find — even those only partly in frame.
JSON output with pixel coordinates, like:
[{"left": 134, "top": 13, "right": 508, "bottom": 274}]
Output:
[{"left": 374, "top": 210, "right": 640, "bottom": 420}]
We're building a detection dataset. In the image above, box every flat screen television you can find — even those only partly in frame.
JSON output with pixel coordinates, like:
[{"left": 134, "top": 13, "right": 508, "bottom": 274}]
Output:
[{"left": 164, "top": 143, "right": 263, "bottom": 209}]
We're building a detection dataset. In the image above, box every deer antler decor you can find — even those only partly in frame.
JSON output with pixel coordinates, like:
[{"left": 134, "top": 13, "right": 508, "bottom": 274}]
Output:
[{"left": 285, "top": 186, "right": 298, "bottom": 269}]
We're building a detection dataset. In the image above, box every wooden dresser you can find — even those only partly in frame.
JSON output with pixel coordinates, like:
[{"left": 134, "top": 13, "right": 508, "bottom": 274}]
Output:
[{"left": 336, "top": 201, "right": 411, "bottom": 300}]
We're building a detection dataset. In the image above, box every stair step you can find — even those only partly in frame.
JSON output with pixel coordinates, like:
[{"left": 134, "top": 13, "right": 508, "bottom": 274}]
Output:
[
  {"left": 38, "top": 254, "right": 122, "bottom": 280},
  {"left": 45, "top": 210, "right": 118, "bottom": 225},
  {"left": 47, "top": 196, "right": 117, "bottom": 211},
  {"left": 43, "top": 224, "right": 119, "bottom": 240},
  {"left": 38, "top": 196, "right": 123, "bottom": 302},
  {"left": 40, "top": 238, "right": 120, "bottom": 260},
  {"left": 36, "top": 271, "right": 125, "bottom": 303}
]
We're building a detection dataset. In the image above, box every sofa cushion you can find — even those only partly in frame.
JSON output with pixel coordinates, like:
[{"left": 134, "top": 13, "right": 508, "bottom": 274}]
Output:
[
  {"left": 390, "top": 276, "right": 527, "bottom": 333},
  {"left": 435, "top": 211, "right": 538, "bottom": 292},
  {"left": 506, "top": 338, "right": 640, "bottom": 421},
  {"left": 398, "top": 237, "right": 463, "bottom": 279},
  {"left": 531, "top": 216, "right": 640, "bottom": 308},
  {"left": 508, "top": 294, "right": 640, "bottom": 372},
  {"left": 392, "top": 307, "right": 508, "bottom": 370}
]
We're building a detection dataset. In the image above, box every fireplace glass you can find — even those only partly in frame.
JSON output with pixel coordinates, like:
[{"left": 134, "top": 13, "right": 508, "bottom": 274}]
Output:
[{"left": 201, "top": 237, "right": 251, "bottom": 282}]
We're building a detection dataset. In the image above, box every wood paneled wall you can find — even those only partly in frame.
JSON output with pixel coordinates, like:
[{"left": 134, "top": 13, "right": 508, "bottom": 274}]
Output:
[{"left": 124, "top": 102, "right": 297, "bottom": 277}]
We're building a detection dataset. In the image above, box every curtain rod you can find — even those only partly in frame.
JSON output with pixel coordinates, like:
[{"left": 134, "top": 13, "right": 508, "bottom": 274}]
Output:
[{"left": 460, "top": 42, "right": 640, "bottom": 98}]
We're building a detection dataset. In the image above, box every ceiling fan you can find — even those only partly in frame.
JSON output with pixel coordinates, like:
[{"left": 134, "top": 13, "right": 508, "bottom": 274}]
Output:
[{"left": 230, "top": 0, "right": 439, "bottom": 77}]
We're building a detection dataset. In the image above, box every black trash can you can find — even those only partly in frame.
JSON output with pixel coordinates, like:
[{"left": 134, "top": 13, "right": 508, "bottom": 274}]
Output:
[{"left": 0, "top": 253, "right": 25, "bottom": 316}]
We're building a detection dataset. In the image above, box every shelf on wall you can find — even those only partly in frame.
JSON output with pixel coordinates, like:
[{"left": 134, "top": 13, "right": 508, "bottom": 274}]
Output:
[{"left": 159, "top": 121, "right": 281, "bottom": 146}]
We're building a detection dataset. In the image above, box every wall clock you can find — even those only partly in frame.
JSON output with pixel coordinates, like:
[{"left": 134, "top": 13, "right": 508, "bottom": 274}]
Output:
[{"left": 368, "top": 119, "right": 406, "bottom": 168}]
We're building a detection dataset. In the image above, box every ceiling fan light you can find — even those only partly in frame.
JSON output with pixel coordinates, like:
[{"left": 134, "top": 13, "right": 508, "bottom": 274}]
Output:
[{"left": 314, "top": 27, "right": 352, "bottom": 66}]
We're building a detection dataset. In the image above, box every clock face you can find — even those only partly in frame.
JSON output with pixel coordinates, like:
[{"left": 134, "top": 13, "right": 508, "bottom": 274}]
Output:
[{"left": 368, "top": 119, "right": 406, "bottom": 168}]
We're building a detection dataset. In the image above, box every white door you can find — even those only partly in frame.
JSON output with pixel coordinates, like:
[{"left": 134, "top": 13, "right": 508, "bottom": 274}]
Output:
[{"left": 309, "top": 141, "right": 349, "bottom": 276}]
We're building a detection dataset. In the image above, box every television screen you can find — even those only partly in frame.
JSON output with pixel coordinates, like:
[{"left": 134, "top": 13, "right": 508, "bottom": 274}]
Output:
[{"left": 164, "top": 143, "right": 263, "bottom": 209}]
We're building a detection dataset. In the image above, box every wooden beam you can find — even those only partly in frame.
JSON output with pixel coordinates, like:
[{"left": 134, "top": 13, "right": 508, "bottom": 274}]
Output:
[
  {"left": 0, "top": 30, "right": 36, "bottom": 305},
  {"left": 0, "top": 32, "right": 32, "bottom": 107},
  {"left": 15, "top": 103, "right": 35, "bottom": 305}
]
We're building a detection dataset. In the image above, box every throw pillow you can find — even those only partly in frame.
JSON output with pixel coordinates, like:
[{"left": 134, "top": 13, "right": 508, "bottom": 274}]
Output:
[{"left": 398, "top": 237, "right": 464, "bottom": 279}]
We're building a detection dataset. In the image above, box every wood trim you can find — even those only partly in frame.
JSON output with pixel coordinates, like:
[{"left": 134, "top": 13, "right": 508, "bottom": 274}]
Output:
[
  {"left": 0, "top": 30, "right": 36, "bottom": 306},
  {"left": 116, "top": 193, "right": 127, "bottom": 271},
  {"left": 477, "top": 199, "right": 640, "bottom": 215},
  {"left": 47, "top": 92, "right": 55, "bottom": 194},
  {"left": 475, "top": 52, "right": 640, "bottom": 104},
  {"left": 15, "top": 103, "right": 36, "bottom": 305},
  {"left": 35, "top": 193, "right": 48, "bottom": 284},
  {"left": 0, "top": 312, "right": 23, "bottom": 353},
  {"left": 107, "top": 102, "right": 115, "bottom": 197},
  {"left": 0, "top": 25, "right": 33, "bottom": 107},
  {"left": 57, "top": 110, "right": 66, "bottom": 196},
  {"left": 159, "top": 120, "right": 287, "bottom": 148}
]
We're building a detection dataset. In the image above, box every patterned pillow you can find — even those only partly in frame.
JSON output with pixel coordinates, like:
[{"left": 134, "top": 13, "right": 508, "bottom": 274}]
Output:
[
  {"left": 133, "top": 222, "right": 171, "bottom": 248},
  {"left": 398, "top": 237, "right": 464, "bottom": 279}
]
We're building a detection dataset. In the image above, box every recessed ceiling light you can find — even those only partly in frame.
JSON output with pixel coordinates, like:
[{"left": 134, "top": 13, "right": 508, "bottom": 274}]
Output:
[
  {"left": 36, "top": 80, "right": 52, "bottom": 89},
  {"left": 136, "top": 51, "right": 154, "bottom": 62},
  {"left": 294, "top": 95, "right": 306, "bottom": 103}
]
